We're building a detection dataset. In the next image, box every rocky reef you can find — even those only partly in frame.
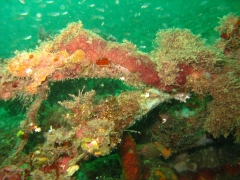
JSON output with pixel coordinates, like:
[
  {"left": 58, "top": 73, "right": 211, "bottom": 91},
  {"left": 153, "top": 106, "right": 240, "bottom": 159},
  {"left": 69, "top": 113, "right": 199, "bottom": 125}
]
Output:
[{"left": 0, "top": 14, "right": 240, "bottom": 180}]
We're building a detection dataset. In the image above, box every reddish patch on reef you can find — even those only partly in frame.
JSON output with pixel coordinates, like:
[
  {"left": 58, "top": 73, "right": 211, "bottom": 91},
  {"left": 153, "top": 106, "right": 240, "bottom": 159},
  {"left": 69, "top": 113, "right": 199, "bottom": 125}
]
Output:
[
  {"left": 176, "top": 63, "right": 193, "bottom": 85},
  {"left": 179, "top": 63, "right": 193, "bottom": 75},
  {"left": 60, "top": 31, "right": 165, "bottom": 90},
  {"left": 29, "top": 54, "right": 34, "bottom": 59},
  {"left": 42, "top": 162, "right": 59, "bottom": 175},
  {"left": 176, "top": 71, "right": 187, "bottom": 85},
  {"left": 0, "top": 166, "right": 22, "bottom": 180},
  {"left": 41, "top": 156, "right": 71, "bottom": 178},
  {"left": 105, "top": 47, "right": 162, "bottom": 87},
  {"left": 164, "top": 85, "right": 174, "bottom": 92},
  {"left": 96, "top": 57, "right": 110, "bottom": 66},
  {"left": 221, "top": 33, "right": 231, "bottom": 39},
  {"left": 118, "top": 133, "right": 143, "bottom": 180},
  {"left": 12, "top": 81, "right": 18, "bottom": 88},
  {"left": 58, "top": 156, "right": 71, "bottom": 172},
  {"left": 76, "top": 128, "right": 84, "bottom": 138},
  {"left": 52, "top": 71, "right": 64, "bottom": 80},
  {"left": 220, "top": 17, "right": 240, "bottom": 55},
  {"left": 179, "top": 163, "right": 240, "bottom": 180}
]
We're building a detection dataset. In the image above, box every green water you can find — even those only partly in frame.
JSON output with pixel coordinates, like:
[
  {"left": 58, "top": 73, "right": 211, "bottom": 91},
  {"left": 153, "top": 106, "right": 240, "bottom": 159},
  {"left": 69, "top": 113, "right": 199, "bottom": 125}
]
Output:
[{"left": 1, "top": 0, "right": 239, "bottom": 58}]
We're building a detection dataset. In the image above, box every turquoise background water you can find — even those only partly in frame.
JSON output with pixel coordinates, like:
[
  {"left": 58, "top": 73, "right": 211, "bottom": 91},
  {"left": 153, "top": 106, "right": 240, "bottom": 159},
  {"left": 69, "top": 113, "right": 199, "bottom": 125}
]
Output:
[{"left": 0, "top": 0, "right": 239, "bottom": 58}]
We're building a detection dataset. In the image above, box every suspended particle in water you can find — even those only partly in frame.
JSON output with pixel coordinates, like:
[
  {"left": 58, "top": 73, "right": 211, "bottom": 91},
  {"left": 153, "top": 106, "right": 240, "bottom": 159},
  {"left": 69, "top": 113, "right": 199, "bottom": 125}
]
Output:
[
  {"left": 36, "top": 13, "right": 42, "bottom": 19},
  {"left": 60, "top": 4, "right": 66, "bottom": 10}
]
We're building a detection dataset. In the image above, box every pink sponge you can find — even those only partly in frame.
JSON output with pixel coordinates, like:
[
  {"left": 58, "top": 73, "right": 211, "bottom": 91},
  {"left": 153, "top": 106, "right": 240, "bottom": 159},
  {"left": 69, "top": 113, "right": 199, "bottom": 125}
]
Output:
[{"left": 59, "top": 30, "right": 165, "bottom": 90}]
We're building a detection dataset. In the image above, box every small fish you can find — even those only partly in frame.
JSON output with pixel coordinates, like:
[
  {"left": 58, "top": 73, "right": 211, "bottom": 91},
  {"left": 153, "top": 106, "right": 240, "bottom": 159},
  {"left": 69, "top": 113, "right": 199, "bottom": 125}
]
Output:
[
  {"left": 19, "top": 11, "right": 28, "bottom": 16},
  {"left": 139, "top": 45, "right": 146, "bottom": 49},
  {"left": 13, "top": 16, "right": 25, "bottom": 21},
  {"left": 61, "top": 11, "right": 68, "bottom": 15},
  {"left": 155, "top": 6, "right": 163, "bottom": 10},
  {"left": 33, "top": 17, "right": 42, "bottom": 22},
  {"left": 91, "top": 15, "right": 104, "bottom": 20},
  {"left": 33, "top": 0, "right": 42, "bottom": 3},
  {"left": 47, "top": 12, "right": 60, "bottom": 17},
  {"left": 46, "top": 0, "right": 54, "bottom": 4},
  {"left": 39, "top": 4, "right": 47, "bottom": 8},
  {"left": 24, "top": 35, "right": 32, "bottom": 40},
  {"left": 19, "top": 0, "right": 25, "bottom": 4},
  {"left": 96, "top": 8, "right": 104, "bottom": 13},
  {"left": 141, "top": 3, "right": 151, "bottom": 9}
]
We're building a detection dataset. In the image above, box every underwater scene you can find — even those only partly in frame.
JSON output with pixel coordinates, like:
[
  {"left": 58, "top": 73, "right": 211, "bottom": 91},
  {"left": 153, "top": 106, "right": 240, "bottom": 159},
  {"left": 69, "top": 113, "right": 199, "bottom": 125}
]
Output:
[{"left": 0, "top": 0, "right": 240, "bottom": 179}]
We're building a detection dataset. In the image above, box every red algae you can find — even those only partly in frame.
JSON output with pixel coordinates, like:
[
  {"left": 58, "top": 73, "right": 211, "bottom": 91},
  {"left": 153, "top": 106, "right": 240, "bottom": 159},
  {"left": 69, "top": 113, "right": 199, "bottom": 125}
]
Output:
[
  {"left": 96, "top": 57, "right": 110, "bottom": 66},
  {"left": 57, "top": 27, "right": 164, "bottom": 89},
  {"left": 29, "top": 54, "right": 34, "bottom": 59},
  {"left": 118, "top": 133, "right": 143, "bottom": 180},
  {"left": 176, "top": 71, "right": 187, "bottom": 85},
  {"left": 179, "top": 163, "right": 240, "bottom": 180},
  {"left": 176, "top": 63, "right": 194, "bottom": 86}
]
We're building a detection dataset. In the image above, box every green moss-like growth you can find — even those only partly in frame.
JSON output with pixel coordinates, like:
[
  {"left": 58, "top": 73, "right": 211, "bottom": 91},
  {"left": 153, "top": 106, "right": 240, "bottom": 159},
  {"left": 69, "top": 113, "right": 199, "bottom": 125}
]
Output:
[
  {"left": 150, "top": 29, "right": 219, "bottom": 89},
  {"left": 205, "top": 62, "right": 240, "bottom": 139},
  {"left": 151, "top": 29, "right": 217, "bottom": 68},
  {"left": 215, "top": 13, "right": 239, "bottom": 36},
  {"left": 215, "top": 14, "right": 240, "bottom": 60}
]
